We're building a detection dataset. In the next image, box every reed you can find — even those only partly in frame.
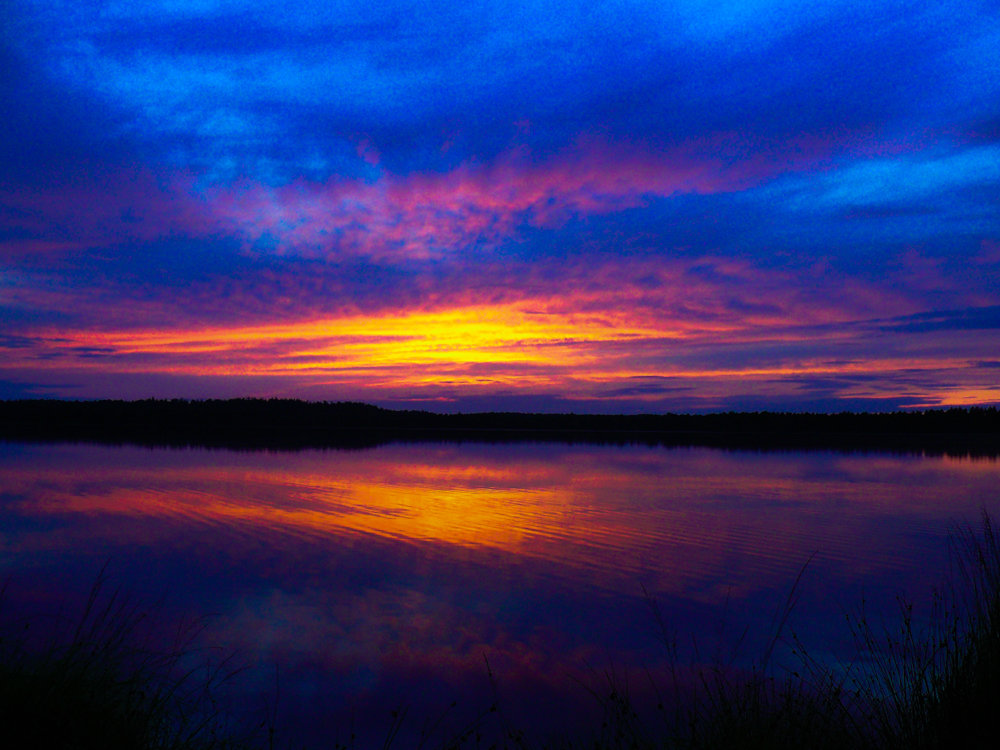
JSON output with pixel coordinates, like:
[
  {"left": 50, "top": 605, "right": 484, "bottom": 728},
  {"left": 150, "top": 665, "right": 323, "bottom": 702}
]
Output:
[
  {"left": 826, "top": 509, "right": 1000, "bottom": 750},
  {"left": 583, "top": 509, "right": 1000, "bottom": 750},
  {"left": 455, "top": 510, "right": 1000, "bottom": 749},
  {"left": 5, "top": 512, "right": 1000, "bottom": 749},
  {"left": 0, "top": 570, "right": 266, "bottom": 750}
]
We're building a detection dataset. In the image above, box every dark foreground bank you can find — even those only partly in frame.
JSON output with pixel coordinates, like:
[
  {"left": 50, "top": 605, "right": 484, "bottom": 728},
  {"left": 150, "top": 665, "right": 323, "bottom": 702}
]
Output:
[
  {"left": 1, "top": 398, "right": 999, "bottom": 453},
  {"left": 4, "top": 513, "right": 1000, "bottom": 749}
]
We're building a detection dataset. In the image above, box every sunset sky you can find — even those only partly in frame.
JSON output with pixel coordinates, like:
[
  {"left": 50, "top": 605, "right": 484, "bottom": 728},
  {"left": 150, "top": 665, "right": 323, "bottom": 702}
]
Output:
[{"left": 2, "top": 1, "right": 999, "bottom": 412}]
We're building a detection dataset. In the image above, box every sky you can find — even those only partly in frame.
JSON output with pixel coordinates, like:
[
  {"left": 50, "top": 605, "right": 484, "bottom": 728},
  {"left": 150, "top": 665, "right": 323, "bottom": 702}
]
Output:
[{"left": 2, "top": 0, "right": 999, "bottom": 412}]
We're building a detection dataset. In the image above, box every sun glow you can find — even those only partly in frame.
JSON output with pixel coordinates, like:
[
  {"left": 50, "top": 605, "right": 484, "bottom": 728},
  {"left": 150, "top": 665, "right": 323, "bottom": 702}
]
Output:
[
  {"left": 6, "top": 298, "right": 999, "bottom": 406},
  {"left": 23, "top": 302, "right": 685, "bottom": 375}
]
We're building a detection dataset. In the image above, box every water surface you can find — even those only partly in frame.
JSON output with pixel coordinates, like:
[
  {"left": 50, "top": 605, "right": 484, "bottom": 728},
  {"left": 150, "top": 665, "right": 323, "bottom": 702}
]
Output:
[{"left": 2, "top": 441, "right": 998, "bottom": 745}]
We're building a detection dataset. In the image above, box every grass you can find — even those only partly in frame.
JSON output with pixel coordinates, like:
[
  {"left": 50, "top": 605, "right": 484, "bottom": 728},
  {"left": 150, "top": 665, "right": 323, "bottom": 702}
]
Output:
[
  {"left": 455, "top": 510, "right": 1000, "bottom": 749},
  {"left": 0, "top": 569, "right": 269, "bottom": 750},
  {"left": 5, "top": 513, "right": 1000, "bottom": 749},
  {"left": 834, "top": 511, "right": 1000, "bottom": 750},
  {"left": 640, "top": 509, "right": 1000, "bottom": 750}
]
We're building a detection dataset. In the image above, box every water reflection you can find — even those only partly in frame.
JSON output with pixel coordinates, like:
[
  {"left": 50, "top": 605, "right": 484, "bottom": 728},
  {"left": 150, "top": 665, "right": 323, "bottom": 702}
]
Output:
[{"left": 1, "top": 441, "right": 998, "bottom": 745}]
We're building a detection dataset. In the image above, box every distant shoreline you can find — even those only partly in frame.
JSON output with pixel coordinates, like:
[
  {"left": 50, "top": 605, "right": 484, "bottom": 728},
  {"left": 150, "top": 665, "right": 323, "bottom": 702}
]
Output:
[{"left": 1, "top": 398, "right": 999, "bottom": 455}]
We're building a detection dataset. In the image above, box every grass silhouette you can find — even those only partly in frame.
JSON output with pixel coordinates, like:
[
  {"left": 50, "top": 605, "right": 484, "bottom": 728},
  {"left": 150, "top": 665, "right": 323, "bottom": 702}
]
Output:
[
  {"left": 4, "top": 514, "right": 1000, "bottom": 749},
  {"left": 621, "top": 510, "right": 1000, "bottom": 750},
  {"left": 459, "top": 511, "right": 1000, "bottom": 749},
  {"left": 0, "top": 569, "right": 267, "bottom": 750}
]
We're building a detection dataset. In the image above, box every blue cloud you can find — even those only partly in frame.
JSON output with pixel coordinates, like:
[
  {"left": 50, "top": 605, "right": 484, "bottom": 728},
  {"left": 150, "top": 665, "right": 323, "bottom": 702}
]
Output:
[
  {"left": 10, "top": 0, "right": 997, "bottom": 182},
  {"left": 786, "top": 147, "right": 1000, "bottom": 210},
  {"left": 874, "top": 306, "right": 1000, "bottom": 334}
]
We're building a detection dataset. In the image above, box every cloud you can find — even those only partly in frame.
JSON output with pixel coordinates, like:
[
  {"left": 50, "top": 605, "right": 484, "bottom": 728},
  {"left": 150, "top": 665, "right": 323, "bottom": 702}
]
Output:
[
  {"left": 769, "top": 145, "right": 1000, "bottom": 213},
  {"left": 3, "top": 0, "right": 1000, "bottom": 410},
  {"left": 874, "top": 305, "right": 1000, "bottom": 334},
  {"left": 10, "top": 0, "right": 997, "bottom": 182},
  {"left": 0, "top": 335, "right": 41, "bottom": 349}
]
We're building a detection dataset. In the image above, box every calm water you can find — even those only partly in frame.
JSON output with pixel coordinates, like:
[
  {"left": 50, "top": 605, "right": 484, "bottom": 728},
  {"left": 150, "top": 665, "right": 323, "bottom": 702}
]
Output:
[{"left": 2, "top": 440, "right": 999, "bottom": 745}]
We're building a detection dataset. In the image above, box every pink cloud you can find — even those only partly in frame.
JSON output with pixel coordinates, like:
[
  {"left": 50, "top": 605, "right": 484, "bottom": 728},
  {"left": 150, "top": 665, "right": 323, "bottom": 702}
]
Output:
[
  {"left": 0, "top": 166, "right": 215, "bottom": 252},
  {"left": 1, "top": 128, "right": 882, "bottom": 267},
  {"left": 977, "top": 238, "right": 1000, "bottom": 265},
  {"left": 203, "top": 136, "right": 830, "bottom": 261}
]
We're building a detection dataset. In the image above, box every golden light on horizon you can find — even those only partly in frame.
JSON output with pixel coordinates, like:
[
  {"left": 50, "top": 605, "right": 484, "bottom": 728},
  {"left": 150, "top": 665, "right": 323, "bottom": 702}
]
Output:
[{"left": 3, "top": 297, "right": 997, "bottom": 408}]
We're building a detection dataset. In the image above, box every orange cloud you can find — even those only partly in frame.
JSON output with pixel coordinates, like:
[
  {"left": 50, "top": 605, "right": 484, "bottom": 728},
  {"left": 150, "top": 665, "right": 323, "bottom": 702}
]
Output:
[{"left": 6, "top": 291, "right": 996, "bottom": 408}]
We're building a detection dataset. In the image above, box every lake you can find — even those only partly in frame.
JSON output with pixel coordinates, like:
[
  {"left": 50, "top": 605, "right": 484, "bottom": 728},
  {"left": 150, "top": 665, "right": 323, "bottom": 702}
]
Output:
[{"left": 2, "top": 439, "right": 998, "bottom": 746}]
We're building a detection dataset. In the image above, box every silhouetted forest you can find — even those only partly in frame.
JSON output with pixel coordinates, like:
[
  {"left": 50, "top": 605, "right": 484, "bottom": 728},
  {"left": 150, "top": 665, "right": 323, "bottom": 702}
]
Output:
[{"left": 1, "top": 399, "right": 998, "bottom": 455}]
